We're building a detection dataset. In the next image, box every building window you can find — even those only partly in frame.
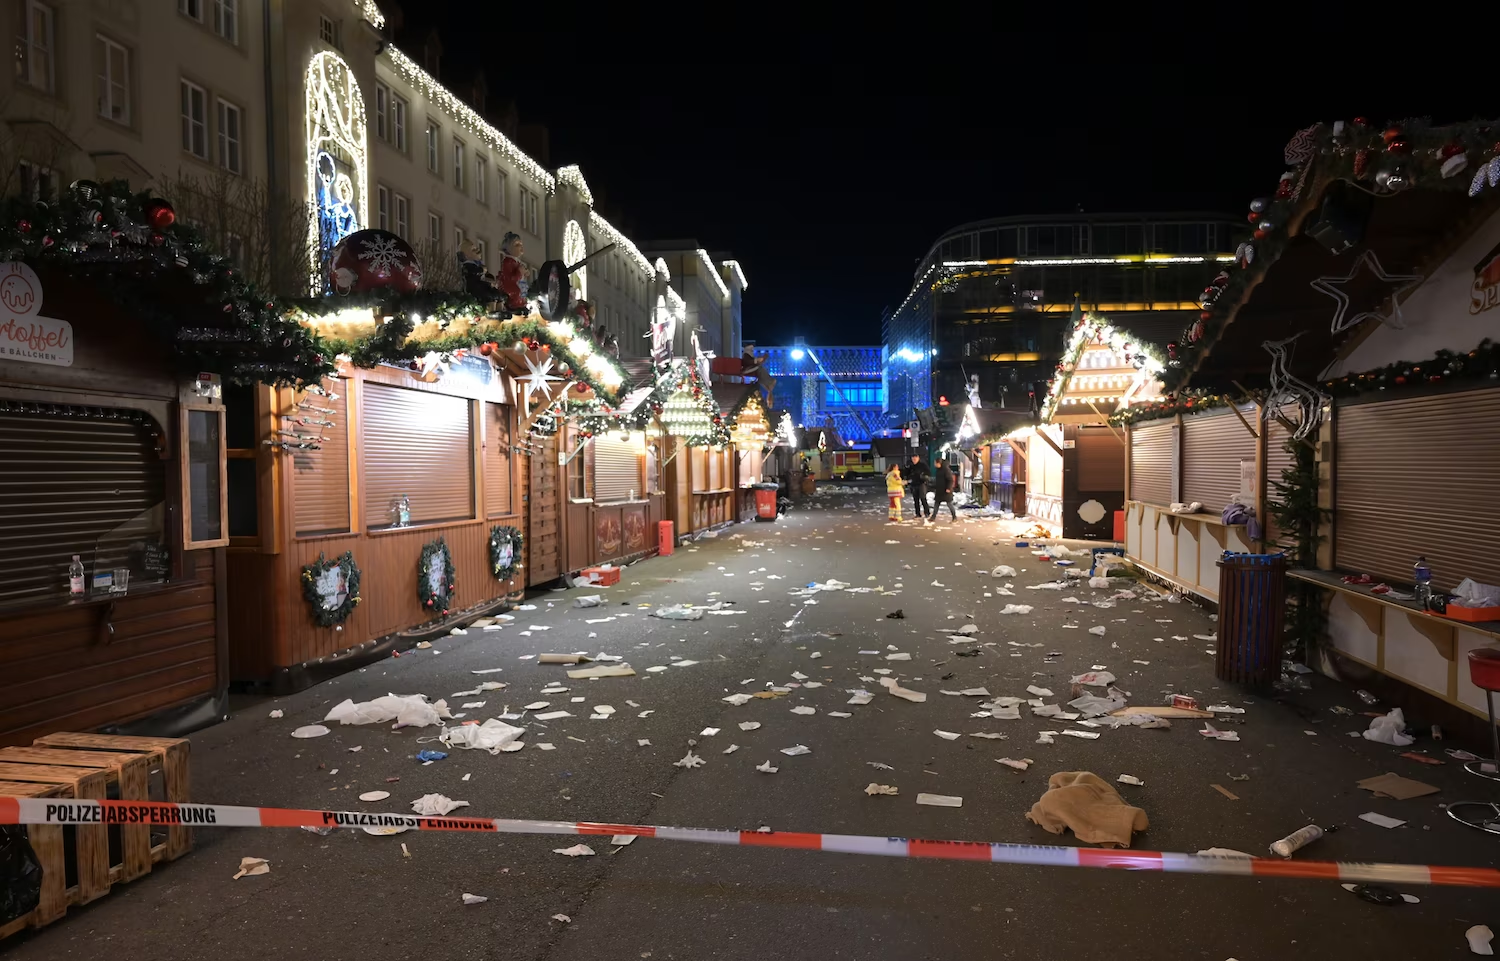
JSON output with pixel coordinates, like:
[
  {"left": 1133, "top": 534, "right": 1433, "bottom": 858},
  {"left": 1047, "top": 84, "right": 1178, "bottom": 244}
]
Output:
[
  {"left": 377, "top": 185, "right": 389, "bottom": 231},
  {"left": 217, "top": 98, "right": 242, "bottom": 173},
  {"left": 452, "top": 139, "right": 464, "bottom": 190},
  {"left": 318, "top": 15, "right": 340, "bottom": 49},
  {"left": 180, "top": 79, "right": 208, "bottom": 159},
  {"left": 495, "top": 170, "right": 508, "bottom": 216},
  {"left": 95, "top": 35, "right": 131, "bottom": 124},
  {"left": 179, "top": 0, "right": 203, "bottom": 21},
  {"left": 425, "top": 120, "right": 439, "bottom": 173},
  {"left": 391, "top": 95, "right": 407, "bottom": 152},
  {"left": 374, "top": 82, "right": 387, "bottom": 141},
  {"left": 213, "top": 0, "right": 237, "bottom": 43},
  {"left": 474, "top": 237, "right": 487, "bottom": 263},
  {"left": 475, "top": 155, "right": 487, "bottom": 204},
  {"left": 16, "top": 0, "right": 55, "bottom": 92},
  {"left": 453, "top": 225, "right": 464, "bottom": 253},
  {"left": 825, "top": 383, "right": 884, "bottom": 406},
  {"left": 394, "top": 193, "right": 410, "bottom": 239},
  {"left": 428, "top": 212, "right": 441, "bottom": 247},
  {"left": 519, "top": 188, "right": 538, "bottom": 234},
  {"left": 17, "top": 161, "right": 58, "bottom": 201}
]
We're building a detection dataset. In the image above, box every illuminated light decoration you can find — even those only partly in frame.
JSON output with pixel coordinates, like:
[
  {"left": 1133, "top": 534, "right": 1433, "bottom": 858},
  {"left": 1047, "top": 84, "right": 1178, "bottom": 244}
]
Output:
[
  {"left": 353, "top": 0, "right": 385, "bottom": 28},
  {"left": 556, "top": 165, "right": 594, "bottom": 207},
  {"left": 789, "top": 348, "right": 805, "bottom": 360},
  {"left": 562, "top": 220, "right": 587, "bottom": 301},
  {"left": 940, "top": 254, "right": 1237, "bottom": 268},
  {"left": 956, "top": 404, "right": 981, "bottom": 443},
  {"left": 1038, "top": 313, "right": 1166, "bottom": 423},
  {"left": 305, "top": 51, "right": 368, "bottom": 290},
  {"left": 895, "top": 347, "right": 923, "bottom": 363},
  {"left": 723, "top": 259, "right": 748, "bottom": 290},
  {"left": 384, "top": 47, "right": 553, "bottom": 191},
  {"left": 654, "top": 257, "right": 670, "bottom": 281},
  {"left": 659, "top": 386, "right": 714, "bottom": 438},
  {"left": 729, "top": 392, "right": 769, "bottom": 451},
  {"left": 569, "top": 336, "right": 593, "bottom": 359},
  {"left": 696, "top": 248, "right": 730, "bottom": 301},
  {"left": 775, "top": 412, "right": 796, "bottom": 447},
  {"left": 514, "top": 351, "right": 563, "bottom": 417},
  {"left": 590, "top": 211, "right": 654, "bottom": 279}
]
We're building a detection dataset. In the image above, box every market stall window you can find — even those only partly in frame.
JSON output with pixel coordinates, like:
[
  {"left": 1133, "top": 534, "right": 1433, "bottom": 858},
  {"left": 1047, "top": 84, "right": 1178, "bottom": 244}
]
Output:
[
  {"left": 292, "top": 379, "right": 350, "bottom": 536},
  {"left": 224, "top": 383, "right": 259, "bottom": 541},
  {"left": 182, "top": 405, "right": 228, "bottom": 549},
  {"left": 362, "top": 383, "right": 473, "bottom": 530},
  {"left": 567, "top": 439, "right": 593, "bottom": 501},
  {"left": 0, "top": 403, "right": 169, "bottom": 607},
  {"left": 593, "top": 432, "right": 643, "bottom": 503}
]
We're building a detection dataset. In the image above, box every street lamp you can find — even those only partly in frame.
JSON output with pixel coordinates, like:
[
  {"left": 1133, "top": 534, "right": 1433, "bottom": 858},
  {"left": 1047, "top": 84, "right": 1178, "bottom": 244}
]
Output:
[{"left": 790, "top": 348, "right": 805, "bottom": 360}]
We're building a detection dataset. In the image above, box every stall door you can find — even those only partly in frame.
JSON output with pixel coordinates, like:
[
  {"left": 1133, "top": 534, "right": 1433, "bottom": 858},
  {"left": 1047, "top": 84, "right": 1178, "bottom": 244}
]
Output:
[{"left": 528, "top": 433, "right": 562, "bottom": 584}]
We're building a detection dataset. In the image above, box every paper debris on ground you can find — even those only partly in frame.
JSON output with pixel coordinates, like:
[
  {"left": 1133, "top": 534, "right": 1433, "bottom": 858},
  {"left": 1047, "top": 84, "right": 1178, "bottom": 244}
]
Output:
[
  {"left": 611, "top": 834, "right": 637, "bottom": 846},
  {"left": 567, "top": 663, "right": 637, "bottom": 679},
  {"left": 1358, "top": 812, "right": 1407, "bottom": 829},
  {"left": 1088, "top": 626, "right": 1107, "bottom": 636},
  {"left": 969, "top": 732, "right": 1005, "bottom": 739},
  {"left": 441, "top": 719, "right": 527, "bottom": 754},
  {"left": 358, "top": 791, "right": 390, "bottom": 802},
  {"left": 997, "top": 758, "right": 1032, "bottom": 770},
  {"left": 916, "top": 793, "right": 963, "bottom": 807},
  {"left": 1061, "top": 730, "right": 1100, "bottom": 740},
  {"left": 523, "top": 701, "right": 550, "bottom": 711},
  {"left": 291, "top": 725, "right": 330, "bottom": 739},
  {"left": 868, "top": 761, "right": 894, "bottom": 771},
  {"left": 992, "top": 565, "right": 1018, "bottom": 577},
  {"left": 536, "top": 743, "right": 555, "bottom": 751},
  {"left": 553, "top": 844, "right": 596, "bottom": 857},
  {"left": 1208, "top": 704, "right": 1246, "bottom": 714},
  {"left": 1026, "top": 685, "right": 1053, "bottom": 697},
  {"left": 574, "top": 595, "right": 603, "bottom": 608},
  {"left": 1199, "top": 724, "right": 1240, "bottom": 742},
  {"left": 780, "top": 744, "right": 812, "bottom": 756},
  {"left": 886, "top": 652, "right": 912, "bottom": 661},
  {"left": 1070, "top": 671, "right": 1116, "bottom": 687},
  {"left": 1116, "top": 775, "right": 1144, "bottom": 786},
  {"left": 790, "top": 706, "right": 817, "bottom": 715},
  {"left": 865, "top": 783, "right": 900, "bottom": 796},
  {"left": 673, "top": 751, "right": 706, "bottom": 769},
  {"left": 959, "top": 687, "right": 991, "bottom": 697},
  {"left": 539, "top": 653, "right": 589, "bottom": 665},
  {"left": 1027, "top": 771, "right": 1148, "bottom": 848},
  {"left": 880, "top": 678, "right": 927, "bottom": 703},
  {"left": 652, "top": 605, "right": 704, "bottom": 620},
  {"left": 1466, "top": 925, "right": 1494, "bottom": 956},
  {"left": 461, "top": 893, "right": 488, "bottom": 905},
  {"left": 551, "top": 914, "right": 572, "bottom": 923},
  {"left": 1000, "top": 604, "right": 1033, "bottom": 615},
  {"left": 738, "top": 721, "right": 762, "bottom": 731},
  {"left": 232, "top": 857, "right": 270, "bottom": 879},
  {"left": 721, "top": 693, "right": 753, "bottom": 706},
  {"left": 324, "top": 695, "right": 453, "bottom": 728},
  {"left": 1113, "top": 705, "right": 1213, "bottom": 719},
  {"left": 756, "top": 761, "right": 779, "bottom": 773},
  {"left": 933, "top": 730, "right": 960, "bottom": 741},
  {"left": 1357, "top": 772, "right": 1440, "bottom": 800},
  {"left": 1363, "top": 708, "right": 1416, "bottom": 747},
  {"left": 1070, "top": 689, "right": 1129, "bottom": 718},
  {"left": 534, "top": 711, "right": 573, "bottom": 721},
  {"left": 410, "top": 794, "right": 470, "bottom": 816},
  {"left": 268, "top": 709, "right": 283, "bottom": 718}
]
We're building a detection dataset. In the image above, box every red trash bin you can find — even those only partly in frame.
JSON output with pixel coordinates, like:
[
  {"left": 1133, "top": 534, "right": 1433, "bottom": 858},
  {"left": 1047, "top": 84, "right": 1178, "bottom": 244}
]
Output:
[
  {"left": 754, "top": 485, "right": 778, "bottom": 522},
  {"left": 658, "top": 520, "right": 674, "bottom": 556}
]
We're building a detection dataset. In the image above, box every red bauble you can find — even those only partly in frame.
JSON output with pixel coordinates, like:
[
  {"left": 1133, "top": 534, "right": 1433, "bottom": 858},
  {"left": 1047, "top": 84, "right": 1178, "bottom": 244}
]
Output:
[
  {"left": 1386, "top": 137, "right": 1410, "bottom": 155},
  {"left": 41, "top": 236, "right": 53, "bottom": 248},
  {"left": 17, "top": 219, "right": 31, "bottom": 233},
  {"left": 1381, "top": 127, "right": 1403, "bottom": 144},
  {"left": 327, "top": 228, "right": 423, "bottom": 295},
  {"left": 144, "top": 199, "right": 176, "bottom": 231},
  {"left": 1247, "top": 211, "right": 1260, "bottom": 223},
  {"left": 478, "top": 342, "right": 494, "bottom": 356},
  {"left": 1441, "top": 141, "right": 1466, "bottom": 159},
  {"left": 1254, "top": 227, "right": 1269, "bottom": 240},
  {"left": 1353, "top": 116, "right": 1369, "bottom": 127},
  {"left": 1353, "top": 149, "right": 1371, "bottom": 178},
  {"left": 1394, "top": 375, "right": 1406, "bottom": 385}
]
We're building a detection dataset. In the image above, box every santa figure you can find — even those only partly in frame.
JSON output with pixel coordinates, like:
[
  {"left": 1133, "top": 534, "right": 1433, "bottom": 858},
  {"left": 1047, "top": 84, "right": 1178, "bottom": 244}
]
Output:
[
  {"left": 498, "top": 231, "right": 529, "bottom": 314},
  {"left": 457, "top": 240, "right": 499, "bottom": 304}
]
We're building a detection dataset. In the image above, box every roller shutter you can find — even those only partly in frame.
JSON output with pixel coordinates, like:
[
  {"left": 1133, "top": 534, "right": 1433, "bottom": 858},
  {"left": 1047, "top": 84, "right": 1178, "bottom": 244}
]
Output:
[
  {"left": 1180, "top": 405, "right": 1256, "bottom": 511},
  {"left": 485, "top": 403, "right": 513, "bottom": 517},
  {"left": 292, "top": 379, "right": 350, "bottom": 536},
  {"left": 363, "top": 384, "right": 473, "bottom": 530},
  {"left": 1128, "top": 420, "right": 1174, "bottom": 506},
  {"left": 1335, "top": 388, "right": 1500, "bottom": 590},
  {"left": 594, "top": 435, "right": 642, "bottom": 503},
  {"left": 0, "top": 406, "right": 167, "bottom": 606},
  {"left": 1076, "top": 426, "right": 1123, "bottom": 492}
]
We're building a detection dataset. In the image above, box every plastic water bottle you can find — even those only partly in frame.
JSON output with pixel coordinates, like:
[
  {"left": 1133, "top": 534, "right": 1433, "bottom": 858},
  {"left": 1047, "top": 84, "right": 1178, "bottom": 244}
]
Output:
[
  {"left": 1413, "top": 556, "right": 1432, "bottom": 607},
  {"left": 68, "top": 555, "right": 85, "bottom": 596}
]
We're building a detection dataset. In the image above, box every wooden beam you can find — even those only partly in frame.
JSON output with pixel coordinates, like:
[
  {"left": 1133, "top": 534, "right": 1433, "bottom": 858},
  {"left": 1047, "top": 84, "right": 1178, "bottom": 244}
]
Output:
[
  {"left": 1086, "top": 401, "right": 1126, "bottom": 445},
  {"left": 1405, "top": 610, "right": 1455, "bottom": 661},
  {"left": 1034, "top": 428, "right": 1065, "bottom": 457},
  {"left": 1227, "top": 401, "right": 1259, "bottom": 440},
  {"left": 1005, "top": 438, "right": 1027, "bottom": 463}
]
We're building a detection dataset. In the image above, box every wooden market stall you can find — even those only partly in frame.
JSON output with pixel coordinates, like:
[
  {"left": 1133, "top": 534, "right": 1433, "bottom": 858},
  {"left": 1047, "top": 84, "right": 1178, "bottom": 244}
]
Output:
[
  {"left": 560, "top": 385, "right": 668, "bottom": 571},
  {"left": 1147, "top": 116, "right": 1500, "bottom": 725},
  {"left": 713, "top": 382, "right": 771, "bottom": 523}
]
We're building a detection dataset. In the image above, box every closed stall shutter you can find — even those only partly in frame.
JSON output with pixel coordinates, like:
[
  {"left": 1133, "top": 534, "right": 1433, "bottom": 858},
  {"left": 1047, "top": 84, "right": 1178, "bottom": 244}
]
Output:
[
  {"left": 1262, "top": 405, "right": 1297, "bottom": 547},
  {"left": 594, "top": 435, "right": 641, "bottom": 503},
  {"left": 485, "top": 403, "right": 512, "bottom": 517},
  {"left": 293, "top": 379, "right": 350, "bottom": 536},
  {"left": 691, "top": 447, "right": 709, "bottom": 492},
  {"left": 1129, "top": 421, "right": 1174, "bottom": 506},
  {"left": 709, "top": 448, "right": 722, "bottom": 490},
  {"left": 363, "top": 383, "right": 473, "bottom": 529},
  {"left": 1180, "top": 405, "right": 1255, "bottom": 511},
  {"left": 1336, "top": 389, "right": 1500, "bottom": 590},
  {"left": 739, "top": 449, "right": 759, "bottom": 485},
  {"left": 0, "top": 407, "right": 167, "bottom": 606},
  {"left": 1076, "top": 426, "right": 1123, "bottom": 492}
]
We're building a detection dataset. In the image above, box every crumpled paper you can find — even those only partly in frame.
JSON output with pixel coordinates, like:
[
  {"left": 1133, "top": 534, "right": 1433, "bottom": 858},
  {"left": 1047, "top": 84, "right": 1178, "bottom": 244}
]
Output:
[
  {"left": 411, "top": 794, "right": 470, "bottom": 816},
  {"left": 652, "top": 604, "right": 703, "bottom": 620},
  {"left": 325, "top": 694, "right": 452, "bottom": 728},
  {"left": 1453, "top": 578, "right": 1500, "bottom": 608},
  {"left": 1363, "top": 708, "right": 1415, "bottom": 747},
  {"left": 441, "top": 719, "right": 526, "bottom": 754},
  {"left": 232, "top": 856, "right": 270, "bottom": 879},
  {"left": 1069, "top": 687, "right": 1129, "bottom": 718}
]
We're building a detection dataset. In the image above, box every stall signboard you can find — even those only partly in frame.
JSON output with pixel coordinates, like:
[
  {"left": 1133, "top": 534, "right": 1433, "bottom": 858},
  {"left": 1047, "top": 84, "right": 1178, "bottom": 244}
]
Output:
[{"left": 0, "top": 262, "right": 72, "bottom": 367}]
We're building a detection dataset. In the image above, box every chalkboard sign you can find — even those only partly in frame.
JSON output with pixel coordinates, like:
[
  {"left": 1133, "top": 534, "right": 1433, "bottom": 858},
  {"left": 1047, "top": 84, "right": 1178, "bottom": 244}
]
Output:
[{"left": 138, "top": 542, "right": 169, "bottom": 578}]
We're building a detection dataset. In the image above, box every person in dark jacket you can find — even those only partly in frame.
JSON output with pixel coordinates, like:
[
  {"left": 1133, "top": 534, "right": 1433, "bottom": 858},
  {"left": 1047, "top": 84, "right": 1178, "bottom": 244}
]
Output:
[
  {"left": 931, "top": 458, "right": 957, "bottom": 522},
  {"left": 903, "top": 454, "right": 930, "bottom": 519}
]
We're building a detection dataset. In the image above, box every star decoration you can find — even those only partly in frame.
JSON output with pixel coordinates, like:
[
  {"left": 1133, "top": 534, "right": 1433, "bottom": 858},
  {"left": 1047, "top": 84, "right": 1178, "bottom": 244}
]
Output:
[
  {"left": 1309, "top": 250, "right": 1424, "bottom": 335},
  {"left": 514, "top": 351, "right": 563, "bottom": 417}
]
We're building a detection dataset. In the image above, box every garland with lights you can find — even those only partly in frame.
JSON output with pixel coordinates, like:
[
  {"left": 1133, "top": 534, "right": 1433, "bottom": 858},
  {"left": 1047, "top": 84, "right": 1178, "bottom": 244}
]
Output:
[
  {"left": 0, "top": 179, "right": 331, "bottom": 386},
  {"left": 616, "top": 360, "right": 730, "bottom": 446},
  {"left": 1166, "top": 116, "right": 1500, "bottom": 392},
  {"left": 1109, "top": 391, "right": 1233, "bottom": 427},
  {"left": 1319, "top": 339, "right": 1500, "bottom": 396},
  {"left": 300, "top": 551, "right": 361, "bottom": 627},
  {"left": 1040, "top": 313, "right": 1166, "bottom": 422},
  {"left": 488, "top": 525, "right": 523, "bottom": 582},
  {"left": 417, "top": 537, "right": 457, "bottom": 617}
]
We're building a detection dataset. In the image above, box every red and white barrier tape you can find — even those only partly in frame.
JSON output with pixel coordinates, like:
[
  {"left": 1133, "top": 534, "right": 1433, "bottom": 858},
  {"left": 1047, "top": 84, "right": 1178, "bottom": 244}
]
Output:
[{"left": 4, "top": 796, "right": 1497, "bottom": 889}]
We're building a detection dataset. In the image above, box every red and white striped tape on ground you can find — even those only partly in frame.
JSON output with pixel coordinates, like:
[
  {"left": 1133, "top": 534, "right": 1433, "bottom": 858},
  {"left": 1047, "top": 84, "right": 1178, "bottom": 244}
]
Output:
[{"left": 4, "top": 796, "right": 1498, "bottom": 889}]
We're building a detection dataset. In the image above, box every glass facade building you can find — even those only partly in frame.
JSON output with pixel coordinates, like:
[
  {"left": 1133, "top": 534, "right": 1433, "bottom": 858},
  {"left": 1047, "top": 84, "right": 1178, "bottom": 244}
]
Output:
[
  {"left": 883, "top": 213, "right": 1245, "bottom": 425},
  {"left": 756, "top": 343, "right": 885, "bottom": 445}
]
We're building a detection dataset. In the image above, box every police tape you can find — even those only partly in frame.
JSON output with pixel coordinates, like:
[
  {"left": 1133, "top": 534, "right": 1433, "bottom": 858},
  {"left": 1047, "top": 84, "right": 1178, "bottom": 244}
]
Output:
[{"left": 4, "top": 796, "right": 1498, "bottom": 889}]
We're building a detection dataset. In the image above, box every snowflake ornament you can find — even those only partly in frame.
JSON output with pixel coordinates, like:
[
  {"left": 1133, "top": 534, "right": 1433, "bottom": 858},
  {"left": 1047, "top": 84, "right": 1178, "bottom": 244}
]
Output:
[
  {"left": 358, "top": 234, "right": 408, "bottom": 274},
  {"left": 514, "top": 351, "right": 563, "bottom": 417}
]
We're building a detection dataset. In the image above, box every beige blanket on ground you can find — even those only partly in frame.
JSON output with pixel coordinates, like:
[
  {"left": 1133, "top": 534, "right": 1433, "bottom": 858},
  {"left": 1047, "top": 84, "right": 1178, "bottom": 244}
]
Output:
[{"left": 1026, "top": 771, "right": 1149, "bottom": 848}]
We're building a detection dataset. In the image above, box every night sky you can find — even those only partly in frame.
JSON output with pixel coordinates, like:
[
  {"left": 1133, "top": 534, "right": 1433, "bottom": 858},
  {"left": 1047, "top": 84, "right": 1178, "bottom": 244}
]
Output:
[{"left": 394, "top": 9, "right": 1489, "bottom": 347}]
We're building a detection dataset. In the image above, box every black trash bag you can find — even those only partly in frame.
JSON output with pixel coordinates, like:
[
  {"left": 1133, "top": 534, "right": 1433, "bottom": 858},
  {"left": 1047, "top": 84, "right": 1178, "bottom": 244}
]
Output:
[{"left": 0, "top": 825, "right": 42, "bottom": 926}]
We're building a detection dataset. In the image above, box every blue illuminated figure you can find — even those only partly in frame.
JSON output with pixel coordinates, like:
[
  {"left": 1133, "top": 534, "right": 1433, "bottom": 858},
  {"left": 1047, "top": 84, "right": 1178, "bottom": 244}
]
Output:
[{"left": 316, "top": 150, "right": 358, "bottom": 272}]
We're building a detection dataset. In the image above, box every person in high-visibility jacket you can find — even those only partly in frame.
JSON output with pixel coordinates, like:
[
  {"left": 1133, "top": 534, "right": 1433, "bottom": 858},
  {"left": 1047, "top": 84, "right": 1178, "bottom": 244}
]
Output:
[{"left": 884, "top": 462, "right": 906, "bottom": 522}]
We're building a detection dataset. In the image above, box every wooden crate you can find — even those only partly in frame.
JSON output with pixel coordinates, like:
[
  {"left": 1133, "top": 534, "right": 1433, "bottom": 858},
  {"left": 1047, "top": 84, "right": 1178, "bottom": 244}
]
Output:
[
  {"left": 0, "top": 762, "right": 109, "bottom": 905},
  {"left": 0, "top": 780, "right": 70, "bottom": 939},
  {"left": 33, "top": 733, "right": 192, "bottom": 861},
  {"left": 0, "top": 747, "right": 152, "bottom": 882}
]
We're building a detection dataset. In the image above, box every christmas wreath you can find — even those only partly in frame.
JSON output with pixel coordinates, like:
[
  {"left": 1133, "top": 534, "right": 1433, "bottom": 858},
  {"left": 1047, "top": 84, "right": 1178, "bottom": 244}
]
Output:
[
  {"left": 417, "top": 537, "right": 457, "bottom": 616},
  {"left": 300, "top": 551, "right": 361, "bottom": 626},
  {"left": 489, "top": 525, "right": 524, "bottom": 582}
]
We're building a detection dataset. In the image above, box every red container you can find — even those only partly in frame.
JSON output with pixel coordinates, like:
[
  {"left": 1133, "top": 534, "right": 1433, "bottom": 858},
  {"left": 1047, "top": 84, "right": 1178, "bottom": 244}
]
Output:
[
  {"left": 1436, "top": 604, "right": 1500, "bottom": 624},
  {"left": 580, "top": 566, "right": 621, "bottom": 587},
  {"left": 1171, "top": 694, "right": 1199, "bottom": 710},
  {"left": 1113, "top": 510, "right": 1125, "bottom": 543},
  {"left": 658, "top": 520, "right": 674, "bottom": 556},
  {"left": 754, "top": 487, "right": 778, "bottom": 521}
]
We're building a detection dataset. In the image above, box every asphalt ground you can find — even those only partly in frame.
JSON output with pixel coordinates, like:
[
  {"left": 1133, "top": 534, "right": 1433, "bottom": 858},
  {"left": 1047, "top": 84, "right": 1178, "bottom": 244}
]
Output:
[{"left": 5, "top": 489, "right": 1497, "bottom": 961}]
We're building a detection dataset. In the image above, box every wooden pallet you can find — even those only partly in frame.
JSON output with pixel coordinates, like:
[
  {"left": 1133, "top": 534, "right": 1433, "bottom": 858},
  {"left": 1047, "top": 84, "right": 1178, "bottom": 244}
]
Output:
[
  {"left": 0, "top": 747, "right": 153, "bottom": 882},
  {"left": 0, "top": 780, "right": 70, "bottom": 939},
  {"left": 0, "top": 761, "right": 110, "bottom": 906},
  {"left": 33, "top": 733, "right": 192, "bottom": 861}
]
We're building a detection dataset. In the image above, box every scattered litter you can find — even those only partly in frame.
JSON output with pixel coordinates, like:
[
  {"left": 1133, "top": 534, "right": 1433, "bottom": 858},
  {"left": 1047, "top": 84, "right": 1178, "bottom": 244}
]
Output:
[
  {"left": 1208, "top": 704, "right": 1246, "bottom": 714},
  {"left": 992, "top": 565, "right": 1018, "bottom": 577},
  {"left": 652, "top": 605, "right": 703, "bottom": 621},
  {"left": 524, "top": 702, "right": 550, "bottom": 711},
  {"left": 1026, "top": 685, "right": 1053, "bottom": 697},
  {"left": 722, "top": 744, "right": 739, "bottom": 754},
  {"left": 1088, "top": 626, "right": 1106, "bottom": 636},
  {"left": 415, "top": 750, "right": 448, "bottom": 763},
  {"left": 232, "top": 857, "right": 270, "bottom": 880},
  {"left": 997, "top": 758, "right": 1032, "bottom": 771},
  {"left": 1199, "top": 724, "right": 1240, "bottom": 742},
  {"left": 1358, "top": 812, "right": 1407, "bottom": 829},
  {"left": 969, "top": 732, "right": 1005, "bottom": 739},
  {"left": 673, "top": 751, "right": 706, "bottom": 769},
  {"left": 325, "top": 695, "right": 453, "bottom": 728},
  {"left": 1000, "top": 604, "right": 1033, "bottom": 615},
  {"left": 1211, "top": 784, "right": 1240, "bottom": 801},
  {"left": 880, "top": 678, "right": 927, "bottom": 703},
  {"left": 574, "top": 594, "right": 603, "bottom": 608},
  {"left": 442, "top": 720, "right": 526, "bottom": 754},
  {"left": 916, "top": 793, "right": 963, "bottom": 807},
  {"left": 461, "top": 893, "right": 488, "bottom": 905},
  {"left": 537, "top": 743, "right": 555, "bottom": 751},
  {"left": 933, "top": 730, "right": 960, "bottom": 741},
  {"left": 864, "top": 783, "right": 900, "bottom": 796},
  {"left": 1117, "top": 775, "right": 1144, "bottom": 786},
  {"left": 1358, "top": 773, "right": 1439, "bottom": 800},
  {"left": 738, "top": 721, "right": 762, "bottom": 731},
  {"left": 358, "top": 791, "right": 390, "bottom": 802},
  {"left": 553, "top": 844, "right": 596, "bottom": 857},
  {"left": 1027, "top": 771, "right": 1148, "bottom": 848},
  {"left": 1070, "top": 671, "right": 1116, "bottom": 687},
  {"left": 790, "top": 706, "right": 817, "bottom": 715},
  {"left": 568, "top": 664, "right": 636, "bottom": 679},
  {"left": 461, "top": 701, "right": 487, "bottom": 710},
  {"left": 1467, "top": 924, "right": 1495, "bottom": 956},
  {"left": 1364, "top": 708, "right": 1415, "bottom": 747},
  {"left": 868, "top": 761, "right": 894, "bottom": 771},
  {"left": 612, "top": 835, "right": 637, "bottom": 846},
  {"left": 1341, "top": 883, "right": 1420, "bottom": 905},
  {"left": 534, "top": 711, "right": 573, "bottom": 721},
  {"left": 268, "top": 709, "right": 283, "bottom": 719},
  {"left": 1060, "top": 730, "right": 1100, "bottom": 740},
  {"left": 552, "top": 914, "right": 572, "bottom": 923},
  {"left": 1400, "top": 752, "right": 1445, "bottom": 766},
  {"left": 721, "top": 693, "right": 753, "bottom": 706},
  {"left": 411, "top": 794, "right": 469, "bottom": 816},
  {"left": 291, "top": 725, "right": 330, "bottom": 739},
  {"left": 756, "top": 761, "right": 779, "bottom": 774},
  {"left": 780, "top": 744, "right": 812, "bottom": 756}
]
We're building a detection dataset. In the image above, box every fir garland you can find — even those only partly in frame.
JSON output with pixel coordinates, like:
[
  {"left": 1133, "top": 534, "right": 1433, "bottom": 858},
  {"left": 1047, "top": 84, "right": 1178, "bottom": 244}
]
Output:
[
  {"left": 488, "top": 525, "right": 524, "bottom": 581},
  {"left": 1320, "top": 339, "right": 1500, "bottom": 396},
  {"left": 1110, "top": 392, "right": 1233, "bottom": 427},
  {"left": 1165, "top": 116, "right": 1500, "bottom": 392},
  {"left": 417, "top": 537, "right": 457, "bottom": 616},
  {"left": 300, "top": 551, "right": 361, "bottom": 627},
  {"left": 1267, "top": 439, "right": 1330, "bottom": 660}
]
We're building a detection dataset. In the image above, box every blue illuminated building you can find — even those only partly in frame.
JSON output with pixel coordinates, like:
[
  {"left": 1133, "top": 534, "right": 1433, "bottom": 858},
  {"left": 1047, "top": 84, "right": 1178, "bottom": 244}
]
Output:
[{"left": 752, "top": 339, "right": 885, "bottom": 446}]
